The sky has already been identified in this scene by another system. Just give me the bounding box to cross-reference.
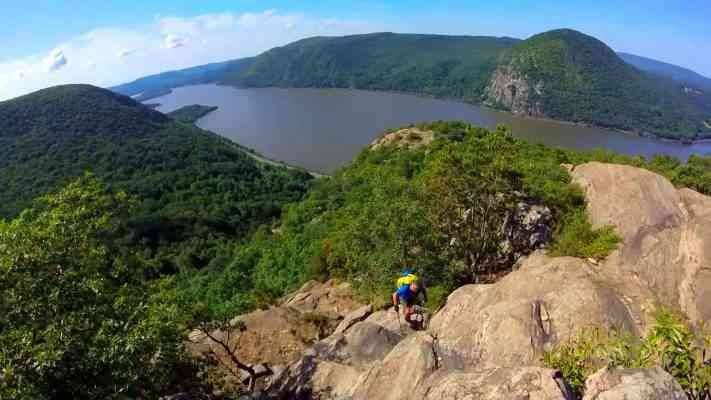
[1,0,710,100]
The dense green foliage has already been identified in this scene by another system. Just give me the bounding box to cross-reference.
[168,104,219,123]
[224,32,519,103]
[0,84,169,138]
[178,121,711,320]
[176,122,602,318]
[111,58,255,101]
[0,176,186,399]
[544,310,711,399]
[504,29,711,139]
[0,85,313,273]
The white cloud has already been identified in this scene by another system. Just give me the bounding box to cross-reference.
[163,34,185,49]
[44,49,68,72]
[0,9,382,100]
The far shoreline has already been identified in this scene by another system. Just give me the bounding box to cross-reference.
[212,82,711,146]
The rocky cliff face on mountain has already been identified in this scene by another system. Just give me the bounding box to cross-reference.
[181,162,711,400]
[484,65,544,116]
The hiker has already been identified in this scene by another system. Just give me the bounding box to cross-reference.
[392,269,427,329]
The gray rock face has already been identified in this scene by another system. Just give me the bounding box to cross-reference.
[333,305,373,335]
[265,320,406,399]
[223,162,711,399]
[351,333,439,400]
[485,65,544,116]
[417,367,569,400]
[583,367,687,400]
[429,252,639,369]
[501,202,553,263]
[572,162,711,325]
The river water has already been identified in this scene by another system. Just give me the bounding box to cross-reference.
[152,84,711,173]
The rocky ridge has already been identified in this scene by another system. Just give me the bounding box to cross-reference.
[187,162,711,399]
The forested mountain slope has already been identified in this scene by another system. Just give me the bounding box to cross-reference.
[111,30,711,139]
[619,52,711,91]
[0,85,312,272]
[223,32,519,102]
[487,29,711,139]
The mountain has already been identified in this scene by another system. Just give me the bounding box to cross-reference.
[0,84,312,271]
[221,30,711,139]
[486,29,711,139]
[224,32,520,102]
[113,30,711,140]
[619,52,711,91]
[111,57,255,101]
[0,84,170,137]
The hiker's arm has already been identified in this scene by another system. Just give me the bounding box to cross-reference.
[392,292,399,310]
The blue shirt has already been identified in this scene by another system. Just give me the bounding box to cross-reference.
[397,284,415,302]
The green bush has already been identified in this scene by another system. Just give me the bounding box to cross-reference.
[544,309,711,399]
[550,209,620,259]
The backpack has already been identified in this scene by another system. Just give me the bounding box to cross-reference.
[396,273,418,289]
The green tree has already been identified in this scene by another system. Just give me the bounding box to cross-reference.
[423,130,518,284]
[0,175,184,399]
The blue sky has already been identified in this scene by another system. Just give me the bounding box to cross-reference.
[1,0,710,100]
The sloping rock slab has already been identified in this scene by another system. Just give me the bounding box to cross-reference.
[429,252,639,369]
[572,162,711,324]
[417,367,569,400]
[583,367,686,400]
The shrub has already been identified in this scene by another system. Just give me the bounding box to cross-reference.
[544,309,711,399]
[549,209,620,259]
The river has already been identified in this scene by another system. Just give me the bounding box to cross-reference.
[151,84,711,173]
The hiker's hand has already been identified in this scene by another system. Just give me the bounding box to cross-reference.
[393,304,399,313]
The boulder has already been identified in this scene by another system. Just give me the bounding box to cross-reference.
[583,367,687,400]
[189,280,365,379]
[264,319,405,398]
[281,279,364,317]
[572,162,711,324]
[417,367,569,400]
[370,128,435,150]
[429,252,639,369]
[351,333,439,400]
[333,304,373,335]
[343,321,403,363]
[363,309,417,337]
[265,354,363,400]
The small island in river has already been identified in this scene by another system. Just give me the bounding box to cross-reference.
[168,104,218,124]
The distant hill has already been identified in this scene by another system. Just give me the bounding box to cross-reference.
[111,58,255,101]
[111,30,711,140]
[0,84,169,137]
[618,52,711,91]
[0,84,312,271]
[486,29,711,139]
[225,32,520,102]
